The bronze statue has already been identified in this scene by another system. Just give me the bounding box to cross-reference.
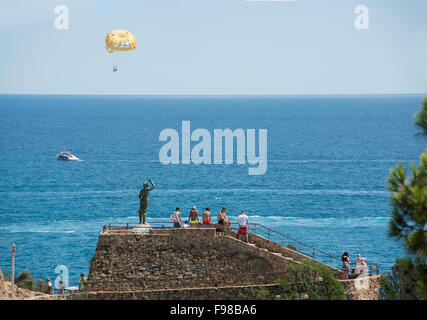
[138,178,156,224]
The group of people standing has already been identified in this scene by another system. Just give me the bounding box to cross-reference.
[42,273,87,295]
[341,252,369,279]
[169,206,251,242]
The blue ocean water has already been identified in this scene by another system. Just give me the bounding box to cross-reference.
[0,94,425,283]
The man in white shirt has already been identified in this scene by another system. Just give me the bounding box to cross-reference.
[237,210,250,243]
[170,207,183,228]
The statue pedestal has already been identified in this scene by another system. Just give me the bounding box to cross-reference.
[131,223,153,234]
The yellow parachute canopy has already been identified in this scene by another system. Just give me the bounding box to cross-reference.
[105,29,137,53]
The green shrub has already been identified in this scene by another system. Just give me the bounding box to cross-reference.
[379,257,427,300]
[240,260,346,300]
[4,270,38,292]
[275,260,346,300]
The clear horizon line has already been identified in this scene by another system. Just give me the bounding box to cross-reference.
[0,92,426,97]
[245,0,296,2]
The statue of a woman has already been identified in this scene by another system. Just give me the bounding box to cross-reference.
[138,178,156,224]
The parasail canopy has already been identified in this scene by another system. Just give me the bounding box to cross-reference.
[105,29,137,53]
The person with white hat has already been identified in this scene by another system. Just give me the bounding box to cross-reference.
[188,206,200,224]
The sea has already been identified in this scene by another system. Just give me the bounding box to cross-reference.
[0,94,425,284]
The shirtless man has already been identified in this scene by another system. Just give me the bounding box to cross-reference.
[217,208,231,229]
[202,208,212,224]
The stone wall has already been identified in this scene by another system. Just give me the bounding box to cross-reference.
[71,277,381,300]
[87,228,298,292]
[86,227,379,300]
[69,284,282,300]
[341,275,382,300]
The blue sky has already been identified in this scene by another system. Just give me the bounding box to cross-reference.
[0,0,426,94]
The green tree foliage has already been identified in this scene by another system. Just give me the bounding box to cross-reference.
[275,260,346,300]
[387,152,427,256]
[414,97,427,137]
[380,257,427,300]
[382,97,427,300]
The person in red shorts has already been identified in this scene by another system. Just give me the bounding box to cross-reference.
[237,210,250,243]
[202,207,212,224]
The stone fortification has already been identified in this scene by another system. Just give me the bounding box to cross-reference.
[87,227,298,291]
